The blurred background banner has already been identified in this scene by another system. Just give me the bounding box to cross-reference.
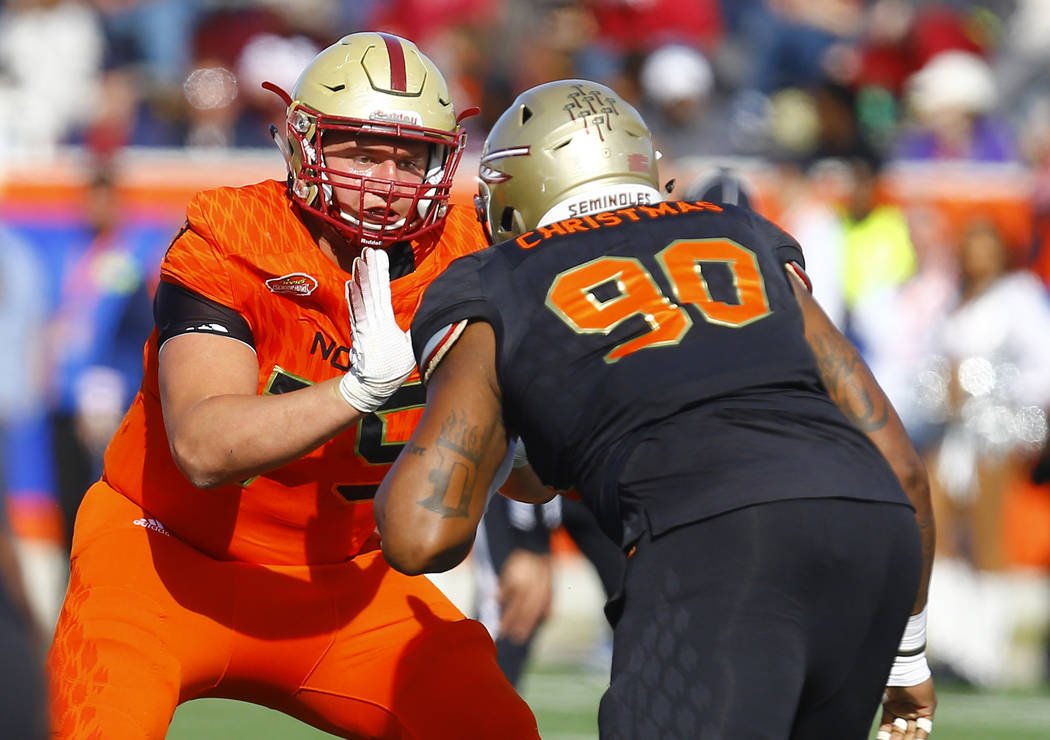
[3,1,1050,734]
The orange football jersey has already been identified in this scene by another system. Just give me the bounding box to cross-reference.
[103,180,488,565]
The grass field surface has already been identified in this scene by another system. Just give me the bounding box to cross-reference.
[168,671,1050,739]
[166,559,1050,738]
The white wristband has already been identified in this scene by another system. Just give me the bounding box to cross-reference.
[887,606,931,686]
[887,651,931,686]
[898,606,927,653]
[338,368,402,415]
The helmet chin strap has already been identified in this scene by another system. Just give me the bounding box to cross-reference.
[415,144,448,221]
[339,207,409,233]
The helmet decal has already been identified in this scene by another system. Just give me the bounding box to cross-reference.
[627,153,651,172]
[561,83,624,141]
[376,33,408,92]
[479,147,530,184]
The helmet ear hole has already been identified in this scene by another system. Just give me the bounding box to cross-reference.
[520,106,533,125]
[500,206,516,232]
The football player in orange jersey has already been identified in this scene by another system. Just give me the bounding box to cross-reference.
[45,33,539,740]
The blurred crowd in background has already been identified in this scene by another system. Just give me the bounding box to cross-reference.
[3,0,1050,698]
[2,0,1050,162]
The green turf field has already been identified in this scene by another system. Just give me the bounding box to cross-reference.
[167,558,1050,738]
[168,668,1050,739]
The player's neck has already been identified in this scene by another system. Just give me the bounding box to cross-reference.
[304,212,415,277]
[317,233,363,273]
[304,212,362,273]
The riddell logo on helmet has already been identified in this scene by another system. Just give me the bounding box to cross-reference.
[369,109,423,126]
[266,273,319,296]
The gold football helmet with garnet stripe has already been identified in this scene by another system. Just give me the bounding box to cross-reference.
[266,32,474,247]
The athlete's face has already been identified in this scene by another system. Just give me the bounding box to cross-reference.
[322,133,429,229]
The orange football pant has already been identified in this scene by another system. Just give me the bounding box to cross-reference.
[47,481,538,740]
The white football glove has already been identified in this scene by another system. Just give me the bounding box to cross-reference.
[339,248,415,414]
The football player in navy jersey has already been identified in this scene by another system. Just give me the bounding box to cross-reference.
[369,79,937,740]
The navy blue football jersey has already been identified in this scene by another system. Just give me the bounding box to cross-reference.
[413,201,909,546]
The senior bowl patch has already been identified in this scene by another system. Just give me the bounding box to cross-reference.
[266,272,319,296]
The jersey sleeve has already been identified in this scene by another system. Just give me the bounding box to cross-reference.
[418,320,469,382]
[411,253,501,380]
[750,212,805,267]
[749,211,812,291]
[154,280,256,351]
[160,192,251,324]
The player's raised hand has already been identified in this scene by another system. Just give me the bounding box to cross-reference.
[877,679,936,740]
[338,247,415,413]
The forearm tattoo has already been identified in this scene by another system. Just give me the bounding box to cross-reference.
[417,410,488,518]
[809,331,888,433]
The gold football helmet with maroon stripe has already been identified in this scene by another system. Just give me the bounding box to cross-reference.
[476,79,659,244]
[266,32,472,247]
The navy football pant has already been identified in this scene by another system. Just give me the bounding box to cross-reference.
[599,497,920,740]
[0,579,47,739]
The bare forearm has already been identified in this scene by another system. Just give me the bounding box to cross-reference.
[376,412,503,574]
[376,322,509,574]
[169,377,362,488]
[912,487,935,612]
[895,455,934,612]
[374,440,478,574]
